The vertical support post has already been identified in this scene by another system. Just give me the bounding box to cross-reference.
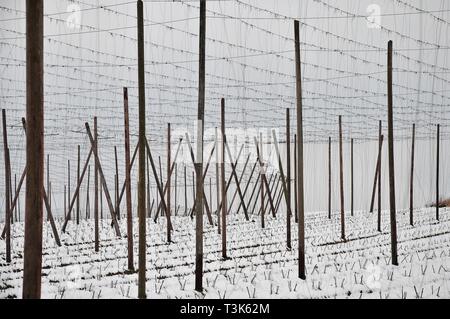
[137,0,146,299]
[410,123,415,226]
[68,160,71,221]
[86,165,90,219]
[194,0,206,292]
[351,138,354,217]
[339,115,345,241]
[175,163,178,216]
[215,127,221,234]
[377,126,383,232]
[46,154,50,219]
[94,117,99,252]
[387,40,398,266]
[221,100,227,257]
[123,87,133,270]
[286,109,292,249]
[2,110,11,263]
[77,145,80,224]
[436,124,440,221]
[294,20,305,280]
[260,132,265,228]
[294,134,298,224]
[184,164,187,216]
[167,123,172,242]
[328,136,331,219]
[22,0,44,299]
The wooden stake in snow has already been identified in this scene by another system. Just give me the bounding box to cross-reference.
[436,124,440,221]
[328,136,331,219]
[114,146,120,220]
[2,110,11,263]
[221,99,227,258]
[123,87,134,271]
[94,117,100,252]
[137,0,147,299]
[351,138,354,217]
[286,109,292,249]
[387,40,398,266]
[377,133,384,233]
[294,19,306,280]
[410,123,415,226]
[260,132,265,228]
[294,134,298,223]
[167,123,172,242]
[194,0,206,292]
[77,145,80,224]
[339,115,345,241]
[22,0,44,299]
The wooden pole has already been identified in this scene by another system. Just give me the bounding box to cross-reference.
[123,87,134,270]
[260,132,265,228]
[339,116,345,241]
[167,123,172,242]
[77,145,80,224]
[159,156,163,217]
[215,128,220,234]
[137,0,146,299]
[86,165,90,219]
[328,136,331,219]
[387,40,398,266]
[22,0,44,299]
[2,110,11,263]
[436,124,440,221]
[286,109,292,249]
[175,163,178,216]
[68,160,71,221]
[236,160,258,215]
[294,20,305,280]
[377,128,383,233]
[294,134,298,223]
[226,153,250,215]
[351,138,354,217]
[410,123,415,226]
[94,117,100,252]
[194,0,206,292]
[46,154,50,220]
[184,164,187,216]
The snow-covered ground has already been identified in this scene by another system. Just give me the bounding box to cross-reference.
[0,207,449,299]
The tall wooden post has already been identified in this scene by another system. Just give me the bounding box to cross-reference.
[221,99,227,257]
[377,125,383,232]
[94,117,99,252]
[410,123,415,226]
[260,132,265,228]
[167,123,172,242]
[294,134,298,224]
[328,136,331,219]
[387,40,398,266]
[46,154,50,218]
[123,87,134,270]
[436,124,440,221]
[137,0,147,299]
[339,115,345,241]
[294,20,305,280]
[351,138,354,217]
[67,160,71,221]
[86,165,90,219]
[77,145,80,224]
[22,0,44,299]
[194,0,206,292]
[215,127,221,234]
[286,109,292,249]
[175,163,178,216]
[2,110,11,263]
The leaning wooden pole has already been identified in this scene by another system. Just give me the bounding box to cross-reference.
[114,146,120,221]
[286,109,292,249]
[436,124,440,221]
[2,110,11,263]
[22,0,44,299]
[294,20,306,280]
[77,145,80,224]
[409,123,415,226]
[137,0,146,299]
[339,115,345,241]
[387,40,398,266]
[123,87,134,271]
[194,0,206,292]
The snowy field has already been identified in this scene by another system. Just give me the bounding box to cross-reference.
[0,208,449,299]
